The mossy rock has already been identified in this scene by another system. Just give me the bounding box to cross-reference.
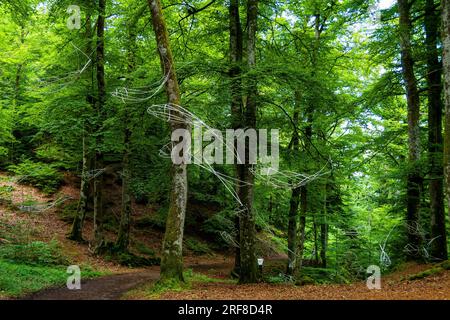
[405,267,443,281]
[405,260,450,281]
[115,252,160,267]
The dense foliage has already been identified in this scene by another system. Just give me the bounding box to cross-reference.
[0,0,449,284]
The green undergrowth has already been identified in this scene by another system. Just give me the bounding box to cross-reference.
[0,260,104,298]
[264,265,354,286]
[0,240,104,298]
[0,216,104,298]
[7,160,63,194]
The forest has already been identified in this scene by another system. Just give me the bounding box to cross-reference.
[0,0,449,301]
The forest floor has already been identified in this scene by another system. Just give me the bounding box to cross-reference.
[22,260,450,300]
[150,263,450,300]
[1,173,449,300]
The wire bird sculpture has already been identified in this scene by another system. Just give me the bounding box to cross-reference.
[110,64,329,261]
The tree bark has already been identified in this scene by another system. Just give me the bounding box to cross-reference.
[320,183,328,267]
[148,0,188,282]
[425,0,448,260]
[398,0,423,260]
[68,134,90,242]
[295,186,307,274]
[238,0,259,284]
[116,4,146,252]
[116,127,132,251]
[445,0,450,225]
[68,7,93,243]
[229,0,244,277]
[296,12,321,273]
[287,91,301,275]
[93,0,107,253]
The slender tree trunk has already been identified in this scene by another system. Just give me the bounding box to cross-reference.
[69,9,93,242]
[148,0,188,282]
[287,91,301,275]
[313,214,319,264]
[116,128,132,251]
[320,183,328,267]
[229,0,244,277]
[68,133,90,241]
[238,0,259,284]
[93,0,107,253]
[425,0,448,260]
[287,187,300,274]
[398,0,423,260]
[296,186,307,274]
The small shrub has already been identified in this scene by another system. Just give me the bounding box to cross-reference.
[0,186,13,206]
[266,273,295,284]
[299,267,350,284]
[8,160,63,194]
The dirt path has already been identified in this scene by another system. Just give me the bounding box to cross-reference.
[24,267,160,300]
[23,261,234,300]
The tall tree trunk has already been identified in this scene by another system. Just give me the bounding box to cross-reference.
[93,0,107,253]
[148,0,188,282]
[116,4,146,252]
[69,8,93,242]
[425,0,448,260]
[238,0,259,284]
[398,0,423,260]
[444,0,450,227]
[296,12,321,273]
[229,0,244,277]
[287,91,301,275]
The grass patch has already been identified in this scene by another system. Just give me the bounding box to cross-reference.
[0,260,103,298]
[124,269,235,299]
[0,240,69,266]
